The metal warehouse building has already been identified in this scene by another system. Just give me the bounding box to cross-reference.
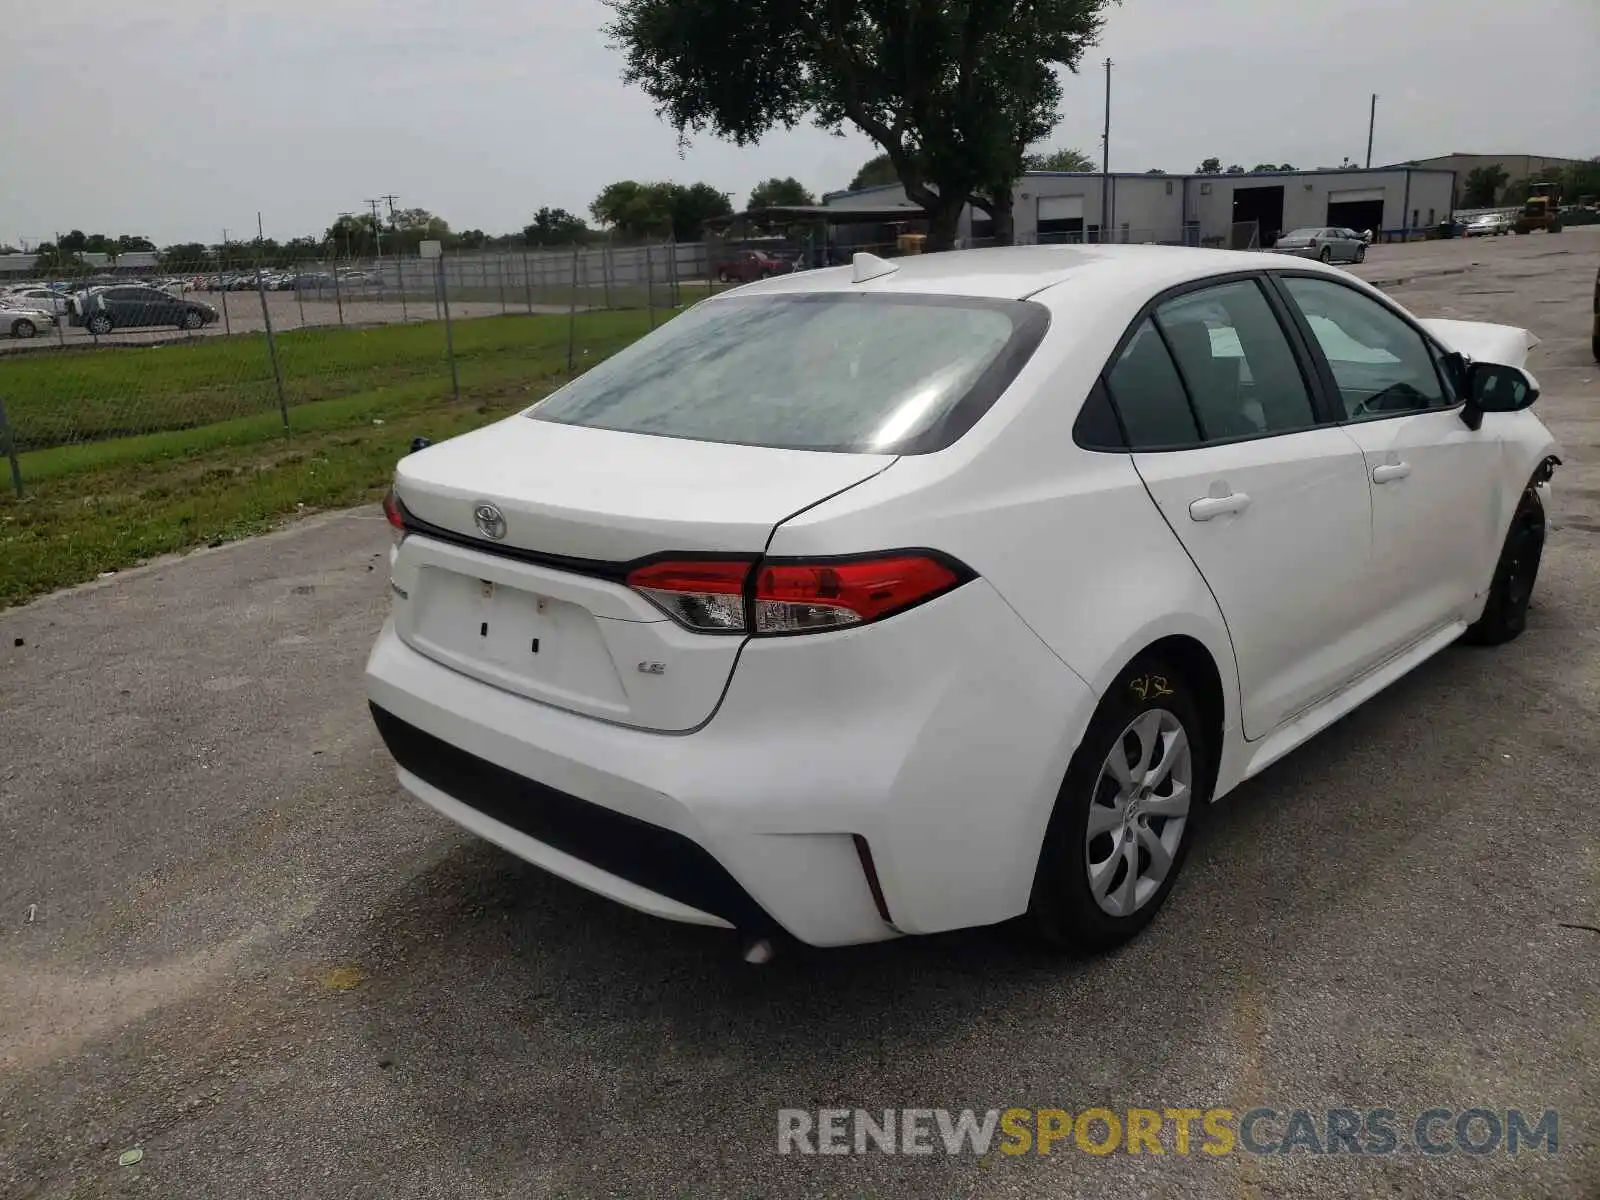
[822,166,1457,249]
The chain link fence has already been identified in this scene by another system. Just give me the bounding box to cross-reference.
[0,240,703,494]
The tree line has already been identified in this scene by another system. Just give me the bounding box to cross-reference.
[1459,157,1600,208]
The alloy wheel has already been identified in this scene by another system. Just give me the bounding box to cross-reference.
[1085,709,1192,917]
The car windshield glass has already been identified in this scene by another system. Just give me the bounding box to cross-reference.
[526,293,1044,453]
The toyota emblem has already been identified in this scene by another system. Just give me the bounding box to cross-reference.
[473,502,507,540]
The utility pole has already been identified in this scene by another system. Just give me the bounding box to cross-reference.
[1100,58,1113,242]
[380,193,400,228]
[1366,94,1377,169]
[364,198,384,261]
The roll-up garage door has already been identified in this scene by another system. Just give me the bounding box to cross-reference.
[1327,188,1385,233]
[1328,188,1384,205]
[1038,196,1085,221]
[1037,195,1086,240]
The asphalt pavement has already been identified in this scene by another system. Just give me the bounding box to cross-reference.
[1,230,1597,1199]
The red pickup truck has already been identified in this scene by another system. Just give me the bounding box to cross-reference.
[713,249,797,283]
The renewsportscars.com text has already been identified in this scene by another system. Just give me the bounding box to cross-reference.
[777,1106,1559,1157]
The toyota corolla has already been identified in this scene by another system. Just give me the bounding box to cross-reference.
[366,244,1560,954]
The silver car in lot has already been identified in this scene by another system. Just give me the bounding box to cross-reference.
[0,302,57,340]
[2,286,73,317]
[1464,212,1513,237]
[1272,227,1367,264]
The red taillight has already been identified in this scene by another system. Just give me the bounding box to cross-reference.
[754,555,963,633]
[382,488,406,530]
[626,558,753,633]
[626,552,970,635]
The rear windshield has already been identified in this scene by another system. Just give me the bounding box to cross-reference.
[526,293,1048,454]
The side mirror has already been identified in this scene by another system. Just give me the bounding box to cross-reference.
[1461,360,1539,429]
[1468,361,1540,412]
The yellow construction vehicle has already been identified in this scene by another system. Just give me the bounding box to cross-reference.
[1513,182,1563,234]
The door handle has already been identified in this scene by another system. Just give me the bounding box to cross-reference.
[1372,461,1411,484]
[1189,492,1251,522]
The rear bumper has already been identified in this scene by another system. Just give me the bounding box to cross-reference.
[365,579,1097,947]
[1271,246,1318,258]
[370,702,779,932]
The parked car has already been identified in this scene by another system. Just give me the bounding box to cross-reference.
[713,248,797,283]
[1,286,72,317]
[366,244,1560,955]
[0,303,56,340]
[1465,212,1513,237]
[1272,227,1366,263]
[74,285,219,333]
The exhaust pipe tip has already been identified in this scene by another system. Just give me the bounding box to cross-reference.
[742,937,776,965]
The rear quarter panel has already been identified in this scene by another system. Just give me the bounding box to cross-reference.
[765,289,1242,750]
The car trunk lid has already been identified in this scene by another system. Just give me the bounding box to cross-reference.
[389,418,894,730]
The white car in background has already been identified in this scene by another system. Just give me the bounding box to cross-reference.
[0,299,57,339]
[1465,212,1513,237]
[366,244,1560,955]
[2,286,72,317]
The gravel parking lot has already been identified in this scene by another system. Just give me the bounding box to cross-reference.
[1,231,1596,1199]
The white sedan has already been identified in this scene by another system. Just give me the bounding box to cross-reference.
[365,244,1560,955]
[0,302,56,339]
[2,286,72,317]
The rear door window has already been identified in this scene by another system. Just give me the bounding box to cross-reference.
[1155,280,1318,438]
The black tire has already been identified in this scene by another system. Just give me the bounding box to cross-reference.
[180,309,204,330]
[11,318,38,339]
[85,313,113,335]
[1027,656,1211,953]
[1592,333,1599,364]
[1463,488,1546,646]
[1319,246,1333,262]
[1354,244,1367,263]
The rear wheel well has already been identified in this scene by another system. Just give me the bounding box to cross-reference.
[1131,635,1224,799]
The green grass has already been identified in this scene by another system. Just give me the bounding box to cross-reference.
[0,309,660,451]
[0,308,666,607]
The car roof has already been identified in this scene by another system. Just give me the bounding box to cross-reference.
[720,243,1340,303]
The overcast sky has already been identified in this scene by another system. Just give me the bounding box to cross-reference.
[3,0,1595,248]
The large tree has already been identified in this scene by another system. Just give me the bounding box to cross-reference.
[848,153,900,191]
[748,177,816,210]
[590,180,732,240]
[1024,147,1096,172]
[1195,157,1221,174]
[1461,163,1510,208]
[160,242,213,269]
[604,0,1114,250]
[386,208,452,254]
[525,206,591,245]
[31,243,86,274]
